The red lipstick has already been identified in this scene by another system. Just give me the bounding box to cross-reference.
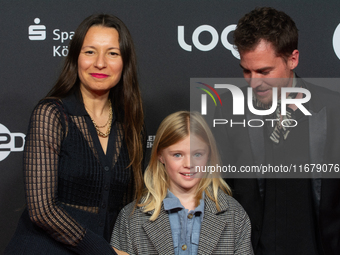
[90,73,109,79]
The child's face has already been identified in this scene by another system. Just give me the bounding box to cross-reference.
[159,134,209,194]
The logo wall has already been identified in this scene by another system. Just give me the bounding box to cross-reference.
[28,18,46,40]
[333,23,340,60]
[28,18,74,57]
[178,24,240,59]
[0,124,25,161]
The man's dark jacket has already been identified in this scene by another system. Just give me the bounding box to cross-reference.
[214,78,340,255]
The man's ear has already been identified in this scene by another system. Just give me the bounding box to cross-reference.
[289,49,299,70]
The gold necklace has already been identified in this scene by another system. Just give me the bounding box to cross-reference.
[88,99,113,138]
[94,113,110,128]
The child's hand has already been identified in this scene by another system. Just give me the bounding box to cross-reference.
[113,247,130,255]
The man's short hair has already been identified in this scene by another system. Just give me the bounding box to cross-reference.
[234,7,298,59]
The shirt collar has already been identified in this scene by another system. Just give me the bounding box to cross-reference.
[292,72,297,88]
[62,90,88,116]
[163,190,205,214]
[253,72,298,109]
[61,90,116,123]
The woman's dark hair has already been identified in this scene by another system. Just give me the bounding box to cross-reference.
[46,14,144,201]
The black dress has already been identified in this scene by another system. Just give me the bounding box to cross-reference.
[5,92,137,254]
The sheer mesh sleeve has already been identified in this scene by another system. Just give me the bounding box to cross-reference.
[24,101,86,246]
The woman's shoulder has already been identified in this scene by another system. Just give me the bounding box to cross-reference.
[33,98,65,116]
[27,99,67,124]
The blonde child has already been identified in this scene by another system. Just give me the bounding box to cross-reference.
[111,111,253,254]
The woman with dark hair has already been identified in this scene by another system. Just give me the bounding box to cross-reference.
[5,14,144,255]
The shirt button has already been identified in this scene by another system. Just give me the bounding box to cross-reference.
[104,166,109,171]
[182,244,187,251]
[99,221,103,227]
[102,203,106,209]
[188,213,193,219]
[104,184,109,191]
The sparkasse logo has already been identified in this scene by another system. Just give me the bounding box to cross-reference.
[28,18,46,41]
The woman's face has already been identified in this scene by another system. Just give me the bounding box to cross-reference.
[78,25,123,96]
[159,134,209,195]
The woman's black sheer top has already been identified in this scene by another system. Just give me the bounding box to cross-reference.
[6,92,135,254]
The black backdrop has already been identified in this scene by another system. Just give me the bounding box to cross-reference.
[1,0,340,252]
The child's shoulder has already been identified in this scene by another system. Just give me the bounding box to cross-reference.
[121,200,137,211]
[119,200,139,214]
[212,189,248,214]
[118,198,150,218]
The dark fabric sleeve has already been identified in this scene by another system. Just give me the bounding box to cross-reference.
[24,101,116,254]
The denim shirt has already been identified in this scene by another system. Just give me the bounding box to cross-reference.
[163,190,205,255]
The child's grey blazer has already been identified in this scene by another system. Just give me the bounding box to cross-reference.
[111,189,254,255]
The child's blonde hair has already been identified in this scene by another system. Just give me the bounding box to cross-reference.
[140,111,231,221]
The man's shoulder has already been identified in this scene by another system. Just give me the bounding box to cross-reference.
[301,80,340,113]
[301,79,340,99]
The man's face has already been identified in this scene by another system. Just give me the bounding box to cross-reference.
[239,39,299,105]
